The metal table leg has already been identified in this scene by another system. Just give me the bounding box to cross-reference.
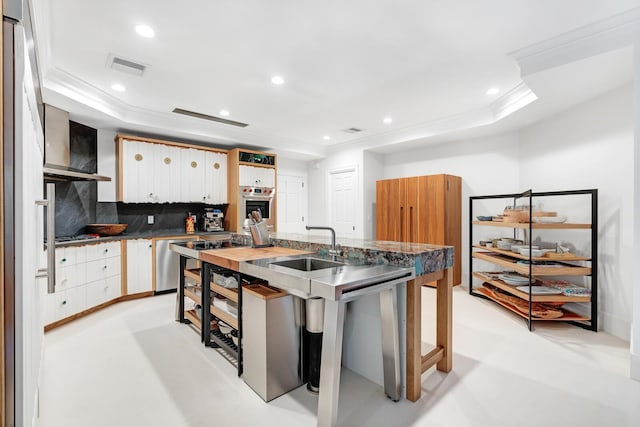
[379,288,401,401]
[317,299,345,427]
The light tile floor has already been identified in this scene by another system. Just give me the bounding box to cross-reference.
[40,287,640,426]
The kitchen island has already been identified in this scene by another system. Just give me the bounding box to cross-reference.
[174,233,454,418]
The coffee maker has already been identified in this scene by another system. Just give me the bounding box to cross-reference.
[203,208,224,232]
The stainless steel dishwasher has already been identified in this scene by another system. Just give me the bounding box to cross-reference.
[155,237,199,293]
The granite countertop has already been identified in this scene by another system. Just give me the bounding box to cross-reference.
[266,232,454,277]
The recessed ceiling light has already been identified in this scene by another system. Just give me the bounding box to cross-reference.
[111,83,126,92]
[486,87,500,95]
[271,75,285,85]
[383,117,393,124]
[135,24,155,38]
[219,110,230,117]
[323,135,331,140]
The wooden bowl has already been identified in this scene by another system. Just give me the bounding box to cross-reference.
[85,223,128,236]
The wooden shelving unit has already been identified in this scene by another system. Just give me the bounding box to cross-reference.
[469,189,597,331]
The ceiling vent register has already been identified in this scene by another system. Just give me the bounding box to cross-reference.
[343,127,364,133]
[172,108,249,128]
[108,54,147,76]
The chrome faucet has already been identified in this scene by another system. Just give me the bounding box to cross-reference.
[305,226,341,259]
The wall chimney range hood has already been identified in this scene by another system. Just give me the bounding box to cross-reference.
[43,104,111,182]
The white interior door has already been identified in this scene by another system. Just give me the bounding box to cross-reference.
[277,174,305,233]
[329,168,357,236]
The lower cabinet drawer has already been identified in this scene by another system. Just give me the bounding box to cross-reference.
[85,257,121,281]
[86,275,122,308]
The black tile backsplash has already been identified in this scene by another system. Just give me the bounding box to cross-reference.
[55,181,98,236]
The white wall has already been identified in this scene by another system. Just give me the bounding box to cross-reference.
[373,85,634,341]
[307,147,365,238]
[276,157,309,232]
[363,151,384,239]
[631,44,640,380]
[519,85,634,339]
[381,132,522,284]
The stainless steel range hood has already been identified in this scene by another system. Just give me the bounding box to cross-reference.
[43,104,111,182]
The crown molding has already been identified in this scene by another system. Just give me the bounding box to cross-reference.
[510,7,640,77]
[343,81,537,152]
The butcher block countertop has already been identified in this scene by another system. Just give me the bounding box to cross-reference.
[198,246,312,271]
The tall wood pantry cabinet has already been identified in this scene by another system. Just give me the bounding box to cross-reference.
[376,174,461,285]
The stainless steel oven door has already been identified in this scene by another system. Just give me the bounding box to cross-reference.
[240,193,274,229]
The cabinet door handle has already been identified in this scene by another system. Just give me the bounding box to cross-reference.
[410,206,414,242]
[400,206,404,241]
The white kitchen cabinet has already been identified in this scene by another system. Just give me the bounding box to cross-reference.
[205,151,228,204]
[181,148,207,202]
[122,140,156,202]
[154,143,183,202]
[86,275,121,308]
[239,165,275,187]
[45,242,122,326]
[126,239,153,294]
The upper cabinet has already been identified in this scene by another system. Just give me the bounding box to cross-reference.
[239,165,276,187]
[116,135,228,204]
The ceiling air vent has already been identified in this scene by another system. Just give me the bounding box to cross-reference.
[343,127,364,133]
[107,54,147,76]
[172,108,249,128]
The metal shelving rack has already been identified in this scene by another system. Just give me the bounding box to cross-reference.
[469,189,598,331]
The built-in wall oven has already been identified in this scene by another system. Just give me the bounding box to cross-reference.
[239,186,275,229]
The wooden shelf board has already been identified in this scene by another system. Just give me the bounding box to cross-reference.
[472,252,592,276]
[184,310,202,330]
[184,268,201,283]
[210,282,239,302]
[472,220,591,229]
[472,272,591,303]
[474,287,590,322]
[184,288,202,305]
[210,305,238,330]
[471,245,590,262]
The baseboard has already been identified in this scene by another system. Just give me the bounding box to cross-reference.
[45,292,154,332]
[599,311,631,341]
[631,352,640,381]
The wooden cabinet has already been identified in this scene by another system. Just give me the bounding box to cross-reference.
[227,148,278,232]
[125,239,153,294]
[239,165,275,187]
[180,148,207,202]
[205,151,228,204]
[121,140,156,202]
[154,143,183,202]
[45,242,122,326]
[116,134,228,204]
[376,174,461,285]
[469,189,597,331]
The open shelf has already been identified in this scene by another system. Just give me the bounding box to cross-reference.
[210,328,239,359]
[472,245,590,262]
[473,272,591,303]
[210,305,238,330]
[184,287,202,305]
[184,309,202,330]
[472,221,591,229]
[473,252,592,276]
[184,268,201,284]
[474,287,590,322]
[210,282,239,302]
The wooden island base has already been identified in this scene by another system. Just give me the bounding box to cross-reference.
[406,267,453,402]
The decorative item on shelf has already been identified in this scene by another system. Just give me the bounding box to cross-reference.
[185,212,196,234]
[477,215,493,221]
[532,216,568,224]
[84,223,127,236]
[480,284,565,319]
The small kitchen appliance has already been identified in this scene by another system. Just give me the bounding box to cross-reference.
[203,208,225,232]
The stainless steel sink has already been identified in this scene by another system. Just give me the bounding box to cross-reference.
[268,257,344,271]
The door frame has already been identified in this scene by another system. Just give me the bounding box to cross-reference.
[327,165,359,236]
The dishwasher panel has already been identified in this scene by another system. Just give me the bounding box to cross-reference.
[155,237,198,293]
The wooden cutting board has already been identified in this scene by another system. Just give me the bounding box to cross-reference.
[199,246,312,271]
